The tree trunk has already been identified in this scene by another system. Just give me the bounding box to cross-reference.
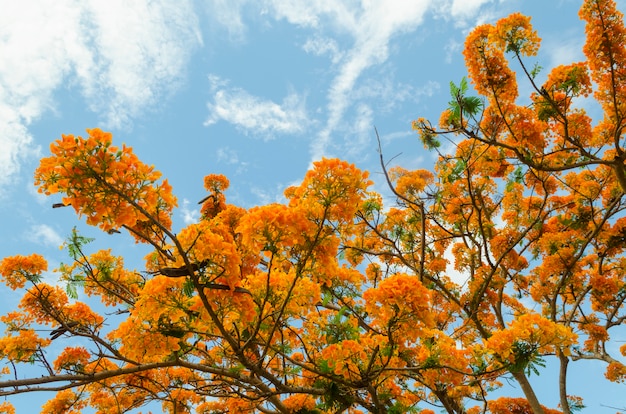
[433,389,466,414]
[510,370,545,414]
[558,351,571,414]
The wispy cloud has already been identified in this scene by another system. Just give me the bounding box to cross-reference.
[543,30,585,69]
[0,116,38,193]
[302,36,344,63]
[0,0,201,194]
[380,130,413,143]
[263,1,433,160]
[71,0,203,128]
[203,0,249,42]
[201,0,497,164]
[25,224,64,248]
[353,76,438,114]
[450,0,495,26]
[180,199,200,225]
[204,75,309,139]
[250,184,290,206]
[343,103,374,158]
[432,0,501,28]
[444,39,463,64]
[216,147,249,174]
[216,147,241,165]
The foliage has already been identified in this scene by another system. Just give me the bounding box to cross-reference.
[1,1,626,413]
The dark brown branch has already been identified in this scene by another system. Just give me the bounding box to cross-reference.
[157,261,209,277]
[0,360,182,396]
[155,261,251,294]
[50,321,81,340]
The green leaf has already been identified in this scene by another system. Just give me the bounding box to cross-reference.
[463,95,483,117]
[332,306,348,324]
[447,159,467,183]
[318,360,332,374]
[60,262,84,299]
[448,77,483,122]
[96,261,112,281]
[388,402,419,414]
[509,340,544,375]
[363,199,381,215]
[420,130,441,150]
[567,396,586,412]
[66,281,78,299]
[449,80,460,97]
[459,76,468,94]
[321,291,332,306]
[228,364,245,375]
[65,227,95,261]
[530,63,543,79]
[506,166,524,191]
[182,278,195,297]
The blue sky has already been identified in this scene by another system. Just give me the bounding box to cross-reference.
[0,0,624,412]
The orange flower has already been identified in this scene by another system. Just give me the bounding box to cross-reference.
[282,394,316,412]
[61,249,143,307]
[484,314,577,364]
[41,389,87,414]
[389,167,434,200]
[488,397,562,414]
[53,347,91,373]
[19,283,69,324]
[580,0,626,119]
[0,402,15,414]
[0,254,48,290]
[285,158,372,225]
[605,361,626,382]
[34,129,177,239]
[0,329,50,362]
[200,173,230,218]
[364,273,433,340]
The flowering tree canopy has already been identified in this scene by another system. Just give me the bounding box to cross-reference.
[1,1,626,413]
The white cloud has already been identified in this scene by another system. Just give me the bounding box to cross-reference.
[26,224,64,248]
[353,76,438,114]
[266,0,432,160]
[204,0,249,42]
[207,74,229,91]
[216,147,249,174]
[271,0,502,162]
[450,0,493,22]
[432,0,500,28]
[267,1,359,31]
[0,0,201,193]
[205,76,309,139]
[344,103,373,157]
[202,1,460,163]
[543,31,585,69]
[27,176,49,205]
[249,177,302,207]
[250,184,289,206]
[216,147,241,165]
[380,130,413,143]
[180,199,200,225]
[302,36,344,63]
[320,73,438,158]
[444,39,463,64]
[0,110,39,192]
[76,0,202,127]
